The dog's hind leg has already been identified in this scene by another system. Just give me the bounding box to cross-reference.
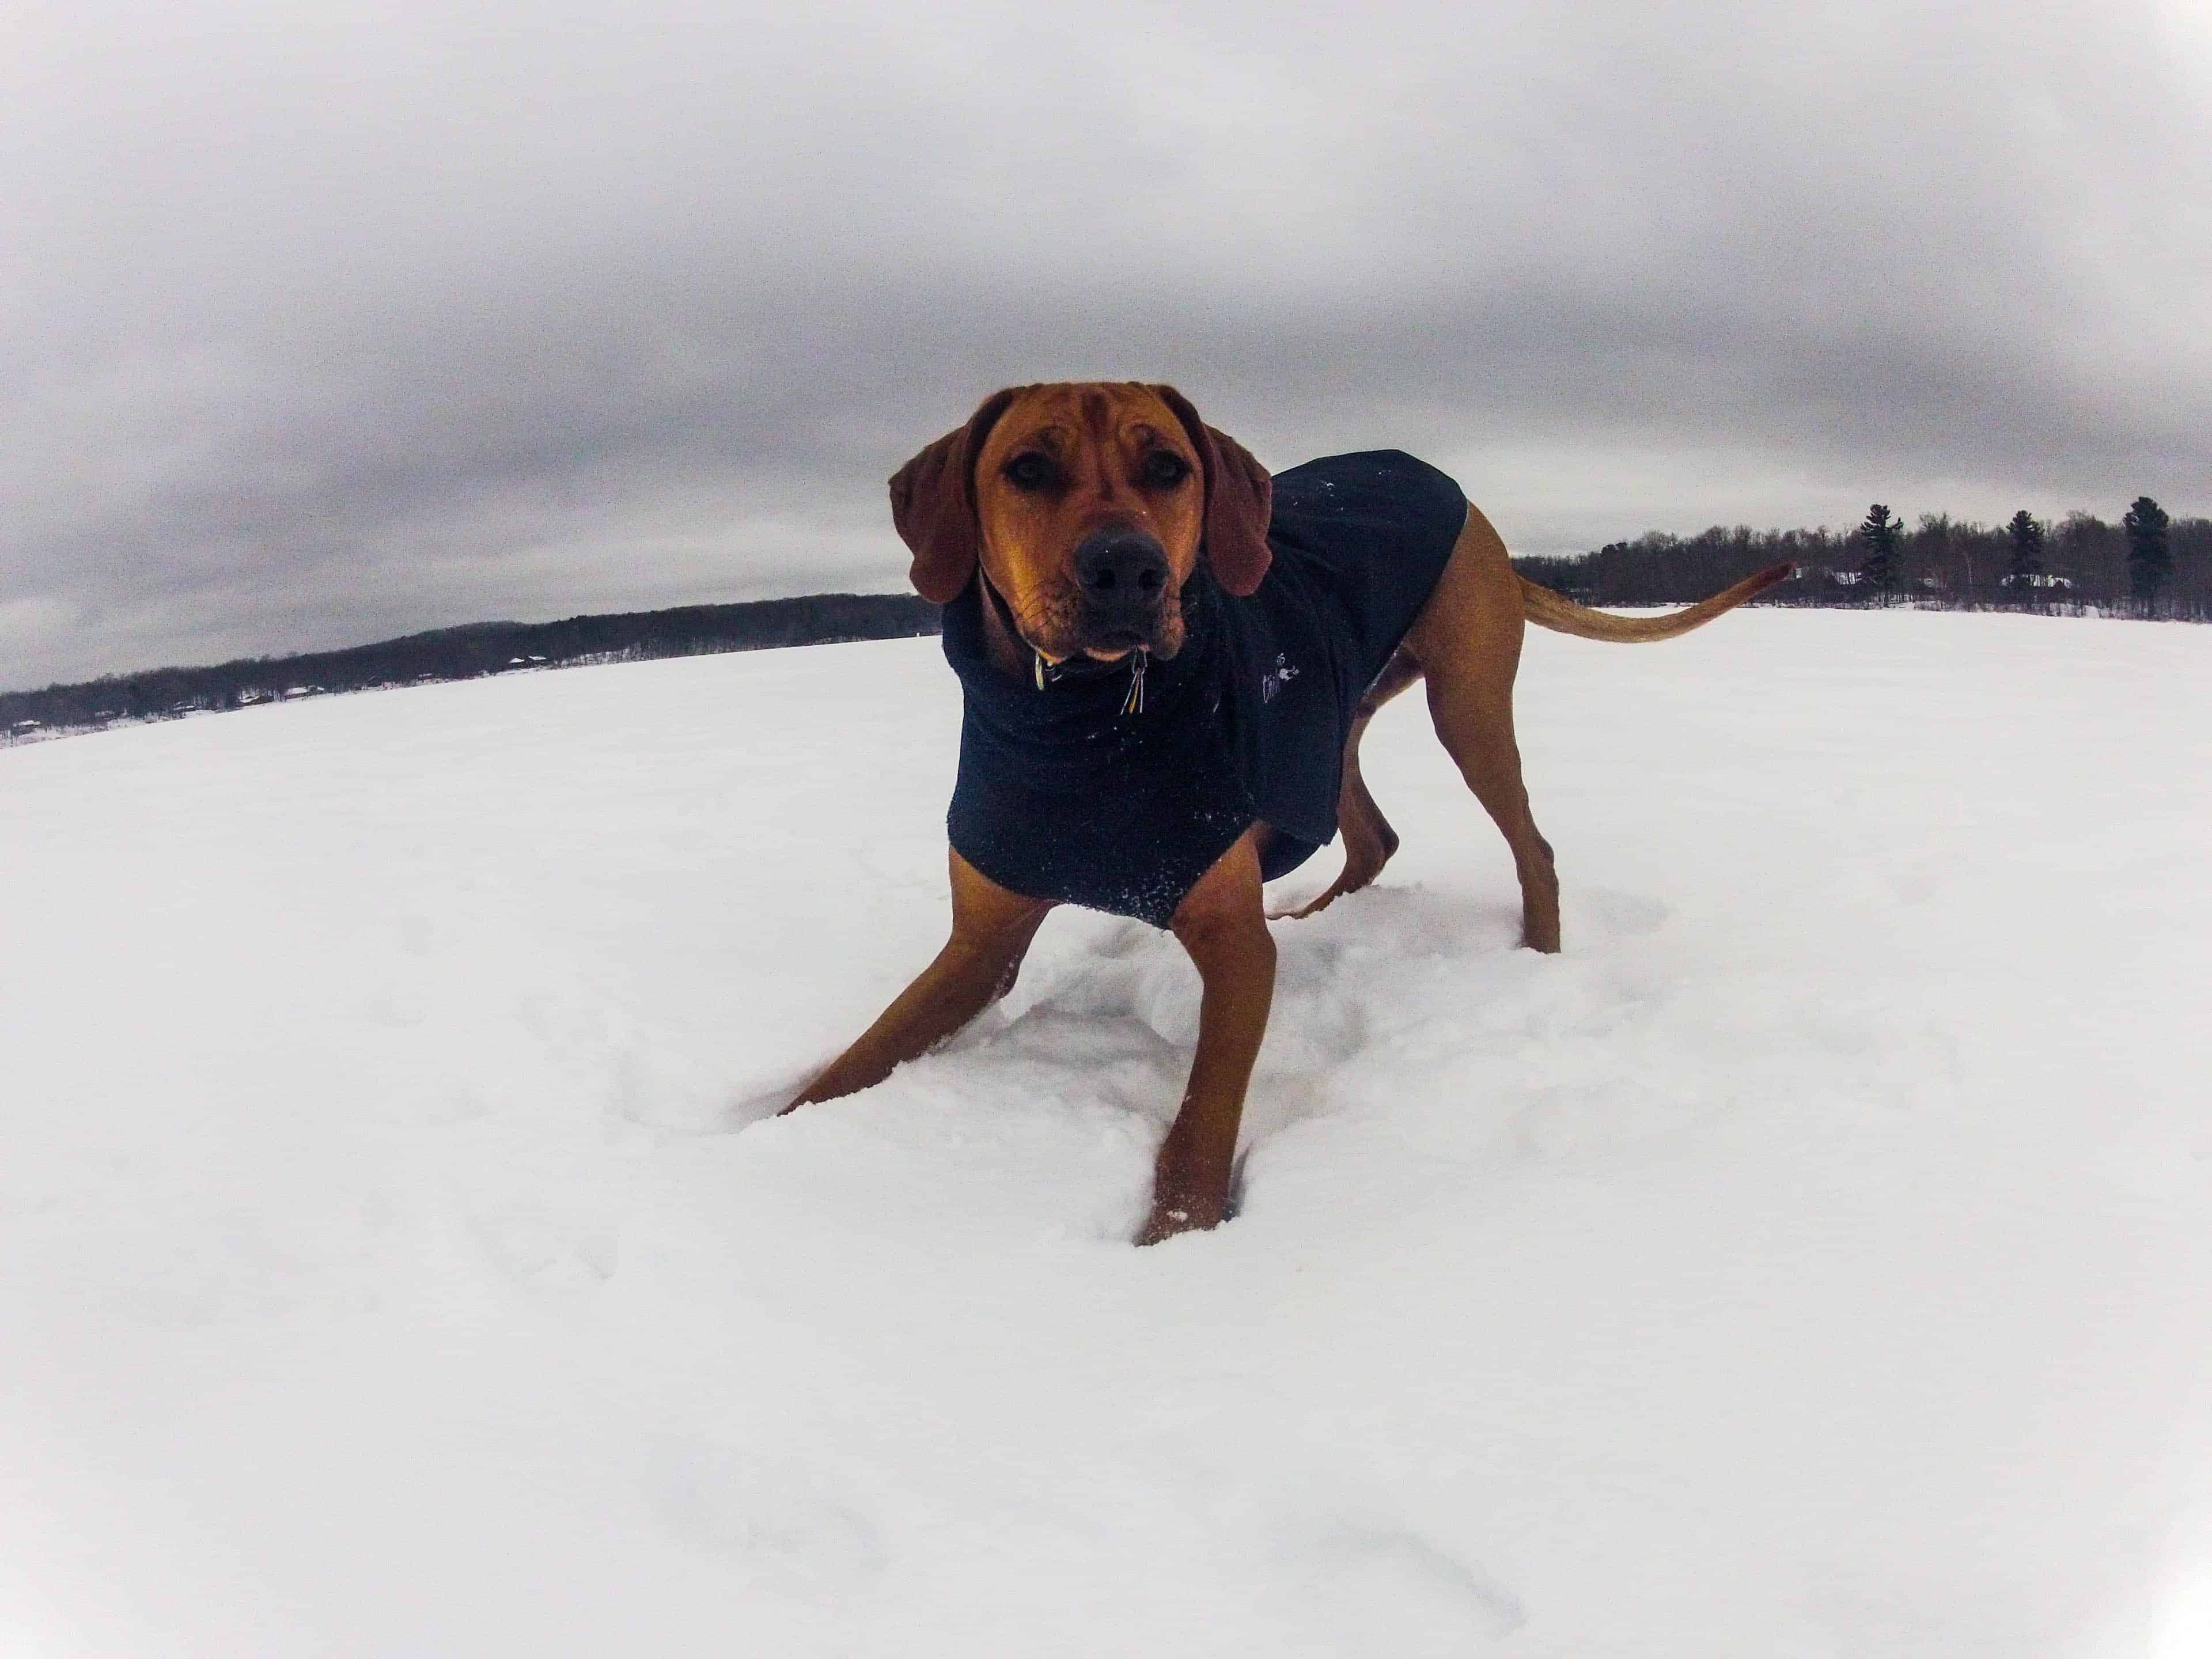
[1280,648,1425,920]
[1404,508,1562,953]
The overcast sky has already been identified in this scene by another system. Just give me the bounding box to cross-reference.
[5,0,2209,687]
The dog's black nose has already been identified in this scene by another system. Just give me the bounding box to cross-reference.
[1074,529,1169,624]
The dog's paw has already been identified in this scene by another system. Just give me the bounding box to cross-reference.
[1136,1124,1236,1245]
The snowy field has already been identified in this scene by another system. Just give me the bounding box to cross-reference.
[5,609,2211,1657]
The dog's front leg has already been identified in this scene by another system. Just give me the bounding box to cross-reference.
[1139,829,1275,1245]
[786,850,1050,1111]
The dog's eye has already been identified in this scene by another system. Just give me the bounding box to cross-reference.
[1142,451,1191,487]
[1003,453,1053,491]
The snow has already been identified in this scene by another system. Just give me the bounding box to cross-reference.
[3,609,2210,1657]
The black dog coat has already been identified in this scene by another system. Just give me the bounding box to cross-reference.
[941,450,1468,926]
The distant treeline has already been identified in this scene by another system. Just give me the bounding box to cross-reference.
[1516,501,2210,620]
[8,499,2205,745]
[3,592,937,741]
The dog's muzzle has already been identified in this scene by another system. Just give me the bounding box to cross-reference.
[1073,528,1171,653]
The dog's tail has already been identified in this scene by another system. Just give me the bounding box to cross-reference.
[1518,562,1794,643]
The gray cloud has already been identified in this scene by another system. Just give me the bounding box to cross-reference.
[5,0,2209,685]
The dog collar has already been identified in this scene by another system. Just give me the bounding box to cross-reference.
[1032,646,1147,713]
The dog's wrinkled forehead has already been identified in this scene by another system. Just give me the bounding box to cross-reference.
[974,384,1195,474]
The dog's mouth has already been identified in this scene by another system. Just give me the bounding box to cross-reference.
[1071,605,1184,661]
[999,574,1187,667]
[1071,583,1187,660]
[1079,622,1153,659]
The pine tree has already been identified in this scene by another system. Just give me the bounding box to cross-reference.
[1857,504,1901,601]
[2005,510,2045,603]
[2124,495,2171,608]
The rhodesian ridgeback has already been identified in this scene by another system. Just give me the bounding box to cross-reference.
[789,382,1787,1243]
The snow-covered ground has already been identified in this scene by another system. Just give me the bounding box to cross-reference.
[5,609,2210,1657]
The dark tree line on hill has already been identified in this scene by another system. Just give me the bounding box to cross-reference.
[3,592,937,740]
[7,494,2204,745]
[1515,498,2209,620]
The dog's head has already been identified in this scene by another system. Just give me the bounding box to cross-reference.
[889,382,1272,662]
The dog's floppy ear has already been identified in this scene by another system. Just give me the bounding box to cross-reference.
[1152,384,1272,596]
[888,388,1018,603]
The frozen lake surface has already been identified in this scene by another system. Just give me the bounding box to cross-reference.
[5,609,2210,1656]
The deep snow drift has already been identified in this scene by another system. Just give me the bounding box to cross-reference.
[5,610,2210,1657]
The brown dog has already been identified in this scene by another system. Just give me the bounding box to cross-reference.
[790,383,1786,1243]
